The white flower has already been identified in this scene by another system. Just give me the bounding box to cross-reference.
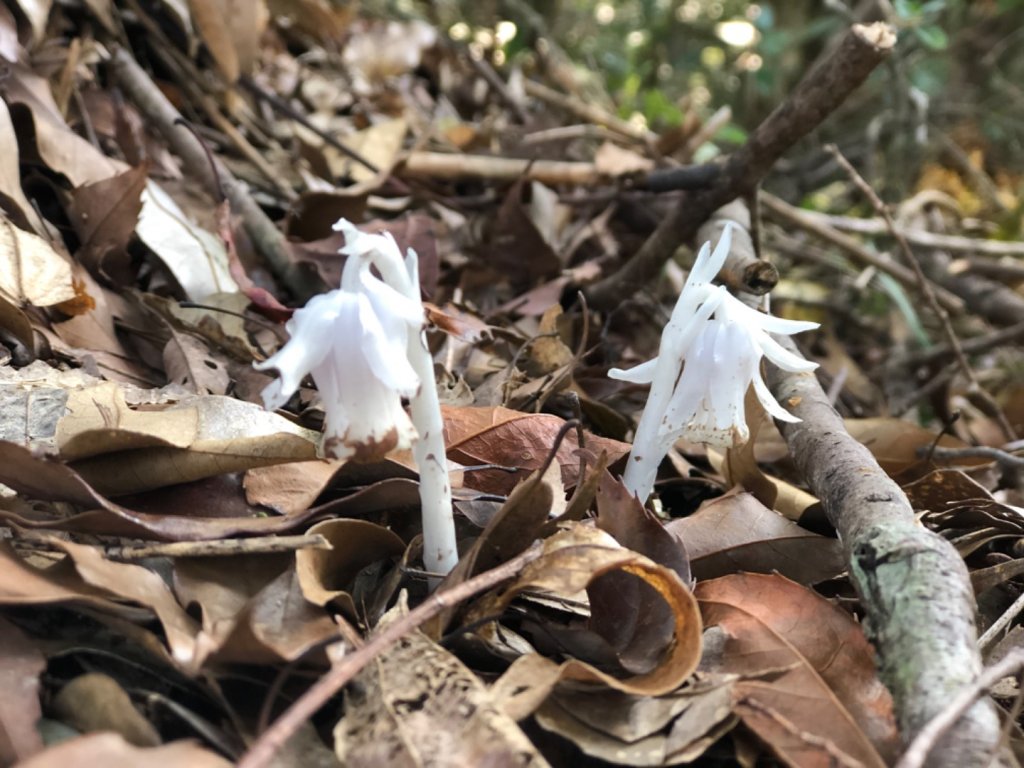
[255,220,460,576]
[610,224,819,500]
[254,230,424,462]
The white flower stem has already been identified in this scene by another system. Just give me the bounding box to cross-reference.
[406,333,459,576]
[621,356,679,502]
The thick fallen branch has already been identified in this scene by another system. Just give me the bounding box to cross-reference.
[767,347,1003,767]
[585,22,896,309]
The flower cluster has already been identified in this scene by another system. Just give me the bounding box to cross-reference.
[255,224,424,462]
[609,224,819,500]
[256,220,459,575]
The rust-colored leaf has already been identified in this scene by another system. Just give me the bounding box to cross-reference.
[668,492,845,584]
[442,405,630,494]
[696,573,898,766]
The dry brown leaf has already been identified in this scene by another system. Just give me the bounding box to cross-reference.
[533,678,737,766]
[68,165,147,286]
[327,118,408,184]
[0,616,45,763]
[15,733,232,768]
[51,540,199,668]
[0,441,419,540]
[696,573,899,766]
[56,383,318,494]
[491,179,564,286]
[442,405,630,494]
[243,459,344,515]
[668,492,845,585]
[334,597,549,768]
[479,523,702,705]
[0,98,39,232]
[162,331,231,395]
[174,555,338,665]
[593,473,693,674]
[295,519,405,610]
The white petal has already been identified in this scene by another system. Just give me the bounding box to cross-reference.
[609,356,659,384]
[316,326,416,460]
[355,293,420,395]
[360,270,425,327]
[752,371,802,423]
[253,292,341,406]
[755,329,819,373]
[725,298,820,335]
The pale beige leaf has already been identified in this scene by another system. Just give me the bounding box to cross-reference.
[0,217,75,306]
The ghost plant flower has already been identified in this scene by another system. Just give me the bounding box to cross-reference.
[255,220,458,575]
[609,225,820,502]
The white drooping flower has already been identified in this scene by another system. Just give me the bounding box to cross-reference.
[609,224,820,501]
[256,220,459,575]
[254,231,424,461]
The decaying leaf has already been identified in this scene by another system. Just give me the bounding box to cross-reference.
[668,492,846,585]
[696,573,899,766]
[482,523,702,712]
[442,405,630,494]
[334,597,549,768]
[0,216,76,307]
[56,382,318,494]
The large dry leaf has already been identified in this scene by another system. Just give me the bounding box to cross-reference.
[56,383,318,494]
[174,555,338,665]
[0,98,38,231]
[68,165,147,285]
[50,540,200,668]
[479,524,702,704]
[0,616,45,763]
[4,67,122,185]
[533,678,737,767]
[15,733,232,768]
[295,518,405,610]
[593,473,693,674]
[162,330,231,395]
[696,573,899,766]
[0,440,417,540]
[334,598,549,768]
[442,405,630,494]
[136,181,237,300]
[668,492,845,585]
[0,216,76,307]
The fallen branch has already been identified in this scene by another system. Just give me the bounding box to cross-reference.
[584,22,896,309]
[895,649,1024,768]
[767,345,1003,767]
[760,192,964,313]
[109,48,321,301]
[237,542,543,768]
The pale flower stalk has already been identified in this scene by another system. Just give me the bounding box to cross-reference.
[609,225,820,502]
[255,220,458,575]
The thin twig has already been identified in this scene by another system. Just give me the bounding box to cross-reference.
[15,533,332,560]
[977,589,1024,651]
[825,144,1017,442]
[237,542,543,768]
[895,650,1024,768]
[921,445,1024,471]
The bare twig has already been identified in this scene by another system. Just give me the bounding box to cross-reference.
[17,533,331,560]
[584,22,896,309]
[523,79,656,146]
[784,208,1024,258]
[895,650,1024,768]
[237,542,543,768]
[760,192,964,313]
[825,145,1017,442]
[977,590,1024,651]
[898,320,1024,368]
[921,445,1024,471]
